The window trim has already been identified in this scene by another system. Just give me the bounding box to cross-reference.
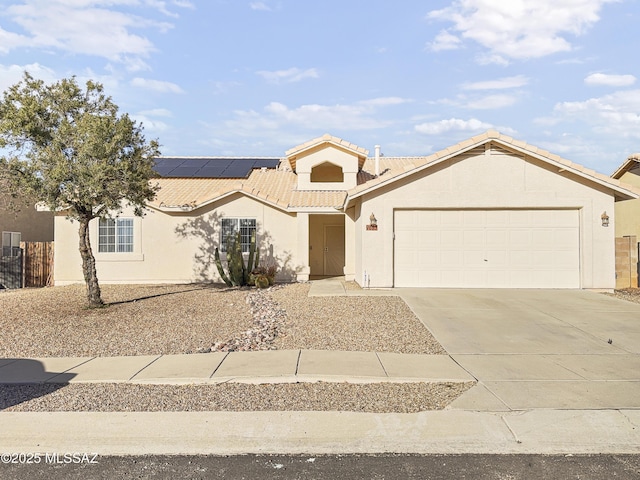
[98,218,134,253]
[220,218,257,253]
[2,231,21,257]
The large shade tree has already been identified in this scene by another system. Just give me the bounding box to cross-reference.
[0,73,160,306]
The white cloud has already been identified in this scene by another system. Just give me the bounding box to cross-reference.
[138,108,173,117]
[260,101,387,130]
[427,30,462,51]
[250,2,271,11]
[584,73,636,87]
[131,114,169,132]
[359,97,411,107]
[0,1,190,67]
[256,67,319,84]
[427,0,616,63]
[414,118,494,135]
[0,63,57,93]
[131,77,185,94]
[132,105,175,132]
[462,75,529,90]
[172,1,195,9]
[553,89,640,138]
[0,27,29,54]
[220,97,409,139]
[466,94,517,109]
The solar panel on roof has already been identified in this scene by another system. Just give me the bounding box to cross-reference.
[223,162,251,177]
[153,157,280,178]
[198,167,227,177]
[181,159,207,167]
[172,167,200,177]
[253,159,280,168]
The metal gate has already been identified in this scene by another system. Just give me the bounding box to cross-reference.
[0,250,23,289]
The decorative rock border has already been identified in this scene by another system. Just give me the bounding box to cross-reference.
[199,286,287,352]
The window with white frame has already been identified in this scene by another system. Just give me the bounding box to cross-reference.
[220,218,256,253]
[98,218,134,253]
[1,231,21,257]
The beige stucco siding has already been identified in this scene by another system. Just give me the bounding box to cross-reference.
[614,171,640,239]
[294,145,360,191]
[54,193,301,285]
[355,148,616,289]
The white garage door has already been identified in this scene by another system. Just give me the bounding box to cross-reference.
[394,209,580,288]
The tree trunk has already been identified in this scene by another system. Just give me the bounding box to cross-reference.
[78,216,103,307]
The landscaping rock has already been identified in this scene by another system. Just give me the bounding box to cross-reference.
[209,285,287,352]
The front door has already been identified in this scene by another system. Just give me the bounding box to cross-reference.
[323,225,345,276]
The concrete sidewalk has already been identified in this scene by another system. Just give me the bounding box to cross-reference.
[0,350,475,385]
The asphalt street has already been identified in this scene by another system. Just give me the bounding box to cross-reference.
[1,454,640,479]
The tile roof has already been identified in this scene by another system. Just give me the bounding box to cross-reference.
[150,165,346,212]
[285,133,369,172]
[611,153,640,180]
[148,130,640,213]
[347,130,640,203]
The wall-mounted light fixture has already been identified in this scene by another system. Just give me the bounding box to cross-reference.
[367,213,378,231]
[601,211,609,227]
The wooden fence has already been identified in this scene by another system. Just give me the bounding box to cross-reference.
[21,241,54,288]
[0,242,54,289]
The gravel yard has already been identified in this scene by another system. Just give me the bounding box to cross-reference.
[0,382,472,413]
[0,284,253,357]
[0,282,444,357]
[272,284,444,354]
[0,282,459,413]
[606,288,640,305]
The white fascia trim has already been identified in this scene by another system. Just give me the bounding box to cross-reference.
[149,189,291,214]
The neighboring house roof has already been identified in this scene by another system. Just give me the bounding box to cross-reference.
[148,130,640,214]
[611,153,640,180]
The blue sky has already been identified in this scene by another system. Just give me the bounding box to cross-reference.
[0,0,639,174]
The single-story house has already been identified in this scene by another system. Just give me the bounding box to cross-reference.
[0,183,54,256]
[53,130,639,289]
[612,153,640,240]
[610,153,640,288]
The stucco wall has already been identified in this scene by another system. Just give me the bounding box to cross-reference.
[355,148,616,289]
[0,193,54,242]
[295,144,359,190]
[54,193,301,285]
[614,171,640,239]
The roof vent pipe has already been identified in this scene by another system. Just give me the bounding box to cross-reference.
[374,145,380,177]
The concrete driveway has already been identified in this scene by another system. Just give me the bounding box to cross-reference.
[398,289,640,411]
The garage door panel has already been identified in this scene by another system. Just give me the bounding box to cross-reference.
[486,229,508,247]
[441,251,463,266]
[463,250,486,265]
[463,211,485,225]
[441,230,462,246]
[487,250,508,266]
[485,210,509,225]
[394,209,580,288]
